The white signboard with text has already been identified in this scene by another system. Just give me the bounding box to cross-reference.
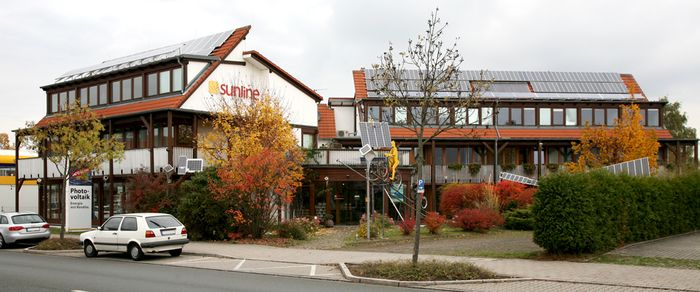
[65,184,92,230]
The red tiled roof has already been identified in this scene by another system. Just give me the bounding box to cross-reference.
[317,104,336,139]
[353,70,367,100]
[620,74,646,98]
[242,50,323,102]
[389,128,673,139]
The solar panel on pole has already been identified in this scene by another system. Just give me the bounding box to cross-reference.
[359,122,392,149]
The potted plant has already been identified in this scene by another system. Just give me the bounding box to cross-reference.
[447,163,463,171]
[323,214,334,228]
[546,163,560,173]
[501,163,515,172]
[468,163,481,176]
[523,163,535,175]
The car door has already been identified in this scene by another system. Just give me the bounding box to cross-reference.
[0,215,8,239]
[93,217,122,251]
[116,217,139,252]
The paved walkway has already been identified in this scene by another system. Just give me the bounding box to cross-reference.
[184,242,700,291]
[609,231,700,260]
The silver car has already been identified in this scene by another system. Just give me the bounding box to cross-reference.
[0,212,51,248]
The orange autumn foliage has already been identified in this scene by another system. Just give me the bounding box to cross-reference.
[566,104,659,172]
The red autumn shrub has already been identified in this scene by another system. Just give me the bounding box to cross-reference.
[439,183,486,217]
[513,187,537,207]
[424,212,446,234]
[397,218,416,235]
[451,208,504,232]
[494,180,526,210]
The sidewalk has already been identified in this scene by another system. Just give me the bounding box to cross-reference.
[184,241,700,291]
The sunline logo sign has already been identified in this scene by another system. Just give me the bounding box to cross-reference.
[208,80,261,99]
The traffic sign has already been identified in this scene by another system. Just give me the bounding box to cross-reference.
[417,179,425,194]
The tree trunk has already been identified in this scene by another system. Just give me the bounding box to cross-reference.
[60,179,66,240]
[412,137,424,265]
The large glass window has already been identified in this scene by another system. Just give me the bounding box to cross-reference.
[455,108,466,126]
[124,131,134,150]
[438,107,449,125]
[133,76,143,99]
[647,109,659,126]
[410,107,421,125]
[539,108,551,126]
[481,107,493,125]
[51,93,58,113]
[581,108,592,126]
[468,108,479,125]
[89,86,98,106]
[445,148,458,165]
[552,108,564,126]
[177,124,193,146]
[368,106,380,122]
[59,92,67,111]
[524,108,535,126]
[99,83,108,105]
[640,109,646,126]
[147,73,158,96]
[566,108,577,126]
[68,90,76,107]
[302,133,314,149]
[594,108,605,126]
[382,107,393,123]
[122,78,132,101]
[159,71,171,94]
[80,88,88,106]
[497,107,509,126]
[395,107,407,124]
[511,108,522,125]
[426,107,437,125]
[606,108,618,125]
[138,128,148,148]
[433,147,443,165]
[111,81,121,103]
[548,147,560,164]
[172,68,183,92]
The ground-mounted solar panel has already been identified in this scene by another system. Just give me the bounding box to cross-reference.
[359,122,392,149]
[499,172,538,186]
[603,157,651,177]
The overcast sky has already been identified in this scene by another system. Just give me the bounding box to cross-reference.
[1,0,699,142]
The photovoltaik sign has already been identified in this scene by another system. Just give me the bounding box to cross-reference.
[208,80,261,99]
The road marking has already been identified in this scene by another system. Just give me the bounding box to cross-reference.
[238,264,312,271]
[309,265,316,276]
[233,259,246,270]
[169,257,219,265]
[72,290,89,292]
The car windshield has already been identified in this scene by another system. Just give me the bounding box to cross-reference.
[146,215,181,229]
[12,214,45,224]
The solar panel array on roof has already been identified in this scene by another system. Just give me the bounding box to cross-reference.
[364,69,633,97]
[53,30,234,84]
[602,157,651,177]
[359,122,392,149]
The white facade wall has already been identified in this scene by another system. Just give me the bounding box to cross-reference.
[0,185,38,213]
[186,61,208,86]
[332,106,355,135]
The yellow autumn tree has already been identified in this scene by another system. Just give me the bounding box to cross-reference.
[566,104,659,172]
[202,94,304,238]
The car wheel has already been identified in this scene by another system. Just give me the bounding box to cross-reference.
[0,234,5,249]
[83,241,98,258]
[128,243,144,261]
[168,249,182,257]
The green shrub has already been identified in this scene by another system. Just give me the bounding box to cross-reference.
[533,170,700,254]
[348,259,499,281]
[277,221,308,240]
[504,208,534,230]
[176,168,233,241]
[357,218,381,239]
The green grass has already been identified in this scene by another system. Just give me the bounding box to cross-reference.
[343,225,478,247]
[591,254,700,270]
[348,259,501,281]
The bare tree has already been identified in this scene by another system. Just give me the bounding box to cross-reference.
[370,8,486,264]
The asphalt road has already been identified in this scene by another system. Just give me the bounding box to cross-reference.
[0,250,427,292]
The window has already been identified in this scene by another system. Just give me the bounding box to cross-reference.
[433,147,443,165]
[594,109,604,126]
[146,215,182,229]
[445,148,458,164]
[68,90,76,107]
[120,217,138,231]
[497,107,509,126]
[410,107,421,124]
[59,92,67,111]
[133,76,143,99]
[425,107,437,125]
[368,106,380,122]
[581,108,592,125]
[438,107,449,125]
[138,128,148,148]
[606,108,618,125]
[172,68,183,92]
[382,107,393,123]
[648,109,659,126]
[89,86,98,106]
[481,107,492,125]
[122,78,132,101]
[99,83,108,105]
[177,124,193,146]
[524,108,535,126]
[395,107,407,124]
[511,108,522,125]
[552,109,564,126]
[102,217,122,231]
[11,214,45,224]
[548,147,560,164]
[51,93,58,113]
[80,88,88,106]
[147,73,158,96]
[566,108,577,126]
[159,70,171,94]
[0,216,7,224]
[112,81,121,102]
[539,108,551,126]
[124,131,134,150]
[302,133,314,149]
[640,109,646,126]
[468,108,479,125]
[455,108,466,126]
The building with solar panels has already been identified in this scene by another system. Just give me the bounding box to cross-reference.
[12,26,323,226]
[304,68,698,217]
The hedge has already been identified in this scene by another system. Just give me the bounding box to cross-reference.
[533,170,700,254]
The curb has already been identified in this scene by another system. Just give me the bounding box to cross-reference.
[338,262,531,288]
[23,246,82,254]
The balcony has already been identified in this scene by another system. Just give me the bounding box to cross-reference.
[17,147,197,179]
[419,164,557,184]
[303,149,410,166]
